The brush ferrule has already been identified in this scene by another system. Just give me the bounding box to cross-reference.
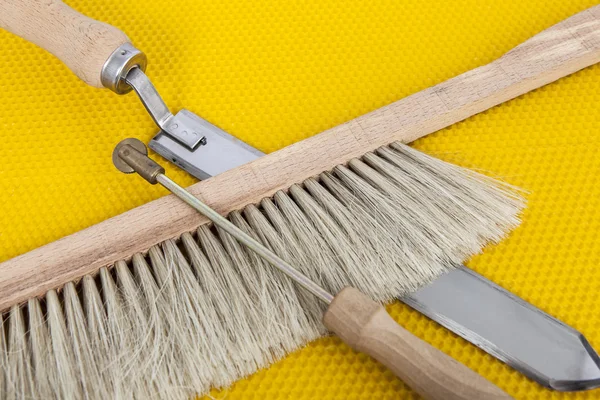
[101,44,147,95]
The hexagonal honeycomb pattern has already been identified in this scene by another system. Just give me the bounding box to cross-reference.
[0,0,599,399]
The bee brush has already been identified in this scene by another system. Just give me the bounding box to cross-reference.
[112,138,510,400]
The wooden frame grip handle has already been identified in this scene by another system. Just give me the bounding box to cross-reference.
[324,288,512,400]
[348,4,600,146]
[0,0,131,87]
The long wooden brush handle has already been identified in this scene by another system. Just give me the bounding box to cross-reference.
[0,0,130,87]
[0,5,599,312]
[324,288,511,400]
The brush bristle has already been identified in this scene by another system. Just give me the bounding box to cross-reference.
[0,142,525,399]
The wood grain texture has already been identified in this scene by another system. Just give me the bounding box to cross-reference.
[0,0,130,87]
[323,287,512,400]
[0,5,599,312]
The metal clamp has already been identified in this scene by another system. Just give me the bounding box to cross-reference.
[124,68,207,151]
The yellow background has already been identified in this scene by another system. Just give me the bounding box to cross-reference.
[1,0,599,398]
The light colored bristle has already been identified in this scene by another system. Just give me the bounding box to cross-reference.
[381,144,523,236]
[27,298,56,398]
[0,313,6,396]
[0,142,525,399]
[128,253,190,399]
[46,289,81,398]
[318,171,429,292]
[0,313,7,397]
[98,267,140,398]
[150,240,220,391]
[217,215,316,354]
[7,305,34,399]
[195,226,268,372]
[329,165,448,282]
[363,152,480,255]
[302,177,413,296]
[246,202,327,328]
[274,190,352,292]
[113,260,175,397]
[289,183,383,295]
[63,282,108,398]
[81,275,124,398]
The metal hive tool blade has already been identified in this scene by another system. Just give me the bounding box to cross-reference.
[149,109,264,180]
[402,266,600,391]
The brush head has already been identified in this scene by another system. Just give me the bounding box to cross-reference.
[1,142,525,399]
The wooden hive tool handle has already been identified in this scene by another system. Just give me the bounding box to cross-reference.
[0,0,145,92]
[324,287,512,399]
